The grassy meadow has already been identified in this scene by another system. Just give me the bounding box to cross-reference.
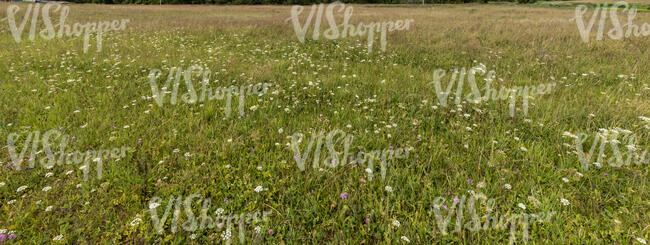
[0,1,649,244]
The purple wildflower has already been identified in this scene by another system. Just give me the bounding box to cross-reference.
[340,192,348,199]
[268,229,273,235]
[8,234,16,240]
[0,234,6,242]
[364,218,370,223]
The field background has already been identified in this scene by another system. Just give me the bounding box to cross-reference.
[0,2,649,244]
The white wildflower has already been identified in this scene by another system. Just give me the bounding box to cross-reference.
[392,220,401,227]
[130,218,142,226]
[149,202,161,209]
[401,236,411,243]
[560,198,570,206]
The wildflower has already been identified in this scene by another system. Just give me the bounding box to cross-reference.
[254,226,261,234]
[504,184,512,190]
[53,234,63,241]
[149,202,161,209]
[453,197,460,203]
[401,236,411,243]
[45,172,54,178]
[0,234,6,243]
[45,206,53,212]
[560,198,570,206]
[220,229,232,240]
[360,178,366,183]
[562,178,569,183]
[466,178,473,184]
[42,186,52,192]
[7,200,16,205]
[268,229,273,235]
[190,234,197,240]
[0,182,5,187]
[130,218,142,226]
[636,237,647,245]
[365,218,370,223]
[16,185,28,192]
[392,220,401,227]
[255,186,264,193]
[520,146,528,152]
[249,105,258,111]
[477,181,485,188]
[562,132,577,139]
[8,234,16,240]
[604,173,609,176]
[215,208,224,215]
[340,192,348,199]
[518,203,526,210]
[385,186,393,193]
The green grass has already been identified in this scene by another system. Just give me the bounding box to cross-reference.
[0,3,649,244]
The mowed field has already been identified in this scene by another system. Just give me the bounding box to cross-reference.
[0,2,649,244]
